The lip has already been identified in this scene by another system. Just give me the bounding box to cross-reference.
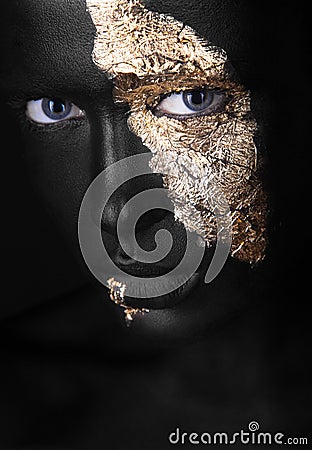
[110,271,201,310]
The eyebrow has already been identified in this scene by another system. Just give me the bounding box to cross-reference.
[112,71,243,110]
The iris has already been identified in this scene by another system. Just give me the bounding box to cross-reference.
[182,89,213,112]
[41,98,73,120]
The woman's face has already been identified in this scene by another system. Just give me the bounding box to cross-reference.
[0,0,272,340]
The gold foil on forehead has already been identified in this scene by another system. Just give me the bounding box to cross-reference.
[87,0,227,78]
[87,0,268,264]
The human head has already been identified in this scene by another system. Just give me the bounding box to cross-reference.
[0,0,276,340]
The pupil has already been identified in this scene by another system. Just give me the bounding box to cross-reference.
[42,97,72,120]
[191,91,205,105]
[50,99,65,114]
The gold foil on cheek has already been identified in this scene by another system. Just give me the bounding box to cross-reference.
[128,95,267,264]
[87,0,268,264]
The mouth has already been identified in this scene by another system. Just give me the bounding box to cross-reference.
[104,242,213,314]
[120,272,201,310]
[106,262,202,311]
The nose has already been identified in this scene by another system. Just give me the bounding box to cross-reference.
[91,100,167,236]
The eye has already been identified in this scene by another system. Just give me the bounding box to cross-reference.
[26,98,85,124]
[154,88,226,118]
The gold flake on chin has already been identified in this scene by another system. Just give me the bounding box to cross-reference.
[87,0,268,264]
[107,277,149,326]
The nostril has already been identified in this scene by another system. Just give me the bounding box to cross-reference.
[114,245,137,267]
[135,208,168,231]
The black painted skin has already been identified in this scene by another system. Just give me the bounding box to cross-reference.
[0,0,270,338]
[0,1,309,448]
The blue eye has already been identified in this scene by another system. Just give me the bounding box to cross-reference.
[26,98,84,124]
[182,90,214,112]
[155,88,226,118]
[42,98,72,120]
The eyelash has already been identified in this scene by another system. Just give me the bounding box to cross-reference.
[152,88,228,120]
[13,86,227,132]
[25,98,85,126]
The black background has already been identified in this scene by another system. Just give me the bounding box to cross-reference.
[0,1,310,449]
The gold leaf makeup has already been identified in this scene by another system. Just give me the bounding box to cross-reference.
[87,0,268,264]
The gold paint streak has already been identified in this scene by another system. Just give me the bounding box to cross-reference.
[87,0,268,264]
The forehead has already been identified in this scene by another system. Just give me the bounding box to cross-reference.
[0,0,266,96]
[0,0,97,96]
[2,0,245,29]
[0,0,254,56]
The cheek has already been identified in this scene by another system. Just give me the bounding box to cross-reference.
[21,122,93,246]
[128,105,267,264]
[128,107,256,194]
